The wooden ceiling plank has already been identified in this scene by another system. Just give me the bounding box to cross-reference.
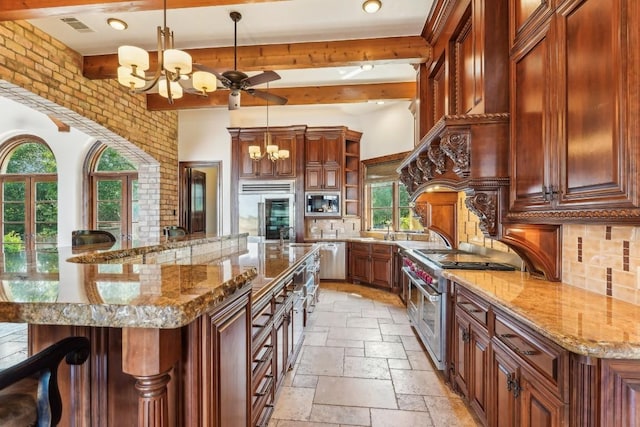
[83,36,430,79]
[145,82,416,110]
[0,0,286,21]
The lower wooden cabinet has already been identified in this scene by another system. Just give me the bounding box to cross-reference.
[451,283,569,427]
[251,267,309,427]
[451,287,490,425]
[205,291,252,427]
[348,242,394,290]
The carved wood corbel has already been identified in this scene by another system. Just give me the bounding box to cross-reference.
[399,167,414,195]
[407,161,424,188]
[412,202,429,227]
[427,144,447,175]
[464,191,498,236]
[440,129,470,177]
[416,152,434,180]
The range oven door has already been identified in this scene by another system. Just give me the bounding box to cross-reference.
[402,266,444,369]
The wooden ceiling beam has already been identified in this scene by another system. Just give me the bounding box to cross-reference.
[0,0,286,21]
[83,36,430,79]
[145,82,416,111]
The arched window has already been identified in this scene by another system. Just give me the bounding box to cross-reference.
[89,146,139,240]
[0,137,58,250]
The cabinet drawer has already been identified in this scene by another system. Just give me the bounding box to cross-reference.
[455,286,489,328]
[351,242,370,253]
[494,314,566,397]
[252,334,273,389]
[252,364,274,410]
[371,244,392,256]
[252,302,273,341]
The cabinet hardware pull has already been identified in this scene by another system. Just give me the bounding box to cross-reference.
[255,375,274,397]
[520,349,538,356]
[541,185,560,202]
[462,330,470,343]
[500,333,517,339]
[506,373,521,397]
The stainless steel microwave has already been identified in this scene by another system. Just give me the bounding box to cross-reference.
[305,192,340,216]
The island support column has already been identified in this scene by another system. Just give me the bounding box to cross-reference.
[122,328,181,427]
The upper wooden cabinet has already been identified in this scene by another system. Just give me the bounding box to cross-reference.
[304,129,344,191]
[304,127,362,216]
[508,0,640,222]
[229,126,305,180]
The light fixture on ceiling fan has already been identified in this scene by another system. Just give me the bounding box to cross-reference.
[115,0,218,103]
[362,0,382,13]
[197,11,288,110]
[248,83,289,162]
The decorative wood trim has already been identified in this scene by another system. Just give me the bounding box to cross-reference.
[500,224,561,281]
[441,128,471,177]
[570,354,600,427]
[507,208,640,223]
[427,144,447,175]
[464,191,497,236]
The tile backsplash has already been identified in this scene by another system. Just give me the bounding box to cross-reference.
[562,225,640,303]
[306,218,361,239]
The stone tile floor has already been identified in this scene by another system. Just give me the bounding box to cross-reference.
[0,282,480,426]
[0,322,28,371]
[269,282,480,427]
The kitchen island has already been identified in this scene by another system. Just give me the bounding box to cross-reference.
[0,234,319,427]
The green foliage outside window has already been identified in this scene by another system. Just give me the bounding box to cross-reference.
[2,142,58,245]
[96,147,136,171]
[5,143,57,174]
[371,182,393,229]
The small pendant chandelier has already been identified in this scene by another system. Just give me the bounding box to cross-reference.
[116,0,218,103]
[248,83,290,162]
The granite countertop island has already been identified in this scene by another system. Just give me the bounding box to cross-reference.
[0,234,320,427]
[0,234,319,328]
[444,269,640,359]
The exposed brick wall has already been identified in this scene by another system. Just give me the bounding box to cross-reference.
[0,20,179,231]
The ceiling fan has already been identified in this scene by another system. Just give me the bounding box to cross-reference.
[197,11,288,110]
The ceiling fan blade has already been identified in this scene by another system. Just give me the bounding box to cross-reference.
[242,71,281,88]
[229,91,241,110]
[246,88,288,105]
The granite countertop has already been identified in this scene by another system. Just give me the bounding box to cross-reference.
[0,240,318,329]
[445,270,640,359]
[305,236,445,250]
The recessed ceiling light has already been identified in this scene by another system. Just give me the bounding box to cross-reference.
[362,0,382,13]
[376,100,385,105]
[360,64,374,71]
[107,18,128,31]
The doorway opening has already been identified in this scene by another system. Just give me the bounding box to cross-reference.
[178,161,222,235]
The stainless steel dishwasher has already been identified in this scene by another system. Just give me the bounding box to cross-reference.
[319,241,346,280]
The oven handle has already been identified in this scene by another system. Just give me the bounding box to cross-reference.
[402,266,440,302]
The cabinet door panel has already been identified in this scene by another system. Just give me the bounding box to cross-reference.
[452,311,470,397]
[556,0,634,208]
[272,134,295,177]
[370,254,393,288]
[469,322,489,424]
[209,302,250,427]
[520,372,565,427]
[322,166,341,190]
[510,28,552,211]
[305,135,323,165]
[305,166,323,191]
[491,342,519,427]
[350,251,371,283]
[322,134,343,165]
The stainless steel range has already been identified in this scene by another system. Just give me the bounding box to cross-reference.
[401,246,516,370]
